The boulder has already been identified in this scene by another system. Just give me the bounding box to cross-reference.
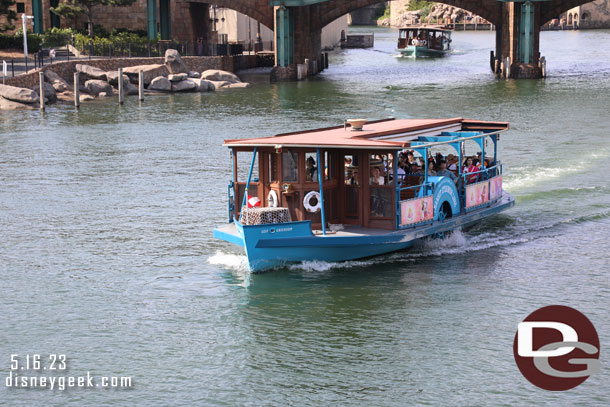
[84,79,113,96]
[75,64,107,80]
[190,78,214,92]
[125,82,139,96]
[123,64,170,86]
[30,82,57,104]
[44,69,70,92]
[187,71,200,78]
[164,49,189,74]
[201,69,241,83]
[0,95,35,110]
[171,79,198,92]
[79,94,95,102]
[225,82,250,89]
[106,71,130,87]
[0,84,40,104]
[168,73,188,82]
[149,76,171,91]
[208,80,231,90]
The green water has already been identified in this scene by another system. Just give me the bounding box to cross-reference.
[1,28,609,405]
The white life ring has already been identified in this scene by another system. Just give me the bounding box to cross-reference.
[303,191,321,213]
[267,190,279,208]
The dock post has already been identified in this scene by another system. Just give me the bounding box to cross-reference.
[138,70,144,101]
[39,72,45,111]
[74,72,80,108]
[118,68,124,104]
[304,58,310,76]
[494,58,500,75]
[506,56,511,79]
[540,56,546,78]
[490,50,495,72]
[324,52,329,69]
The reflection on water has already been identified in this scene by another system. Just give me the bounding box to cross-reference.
[1,28,609,406]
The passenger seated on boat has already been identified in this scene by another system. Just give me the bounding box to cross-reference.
[389,164,405,182]
[463,157,478,183]
[436,160,458,183]
[447,154,458,172]
[370,167,385,185]
[305,156,318,182]
[349,169,360,186]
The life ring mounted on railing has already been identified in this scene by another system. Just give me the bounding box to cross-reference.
[267,190,279,208]
[303,191,321,213]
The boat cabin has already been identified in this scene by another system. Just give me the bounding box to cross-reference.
[223,118,508,234]
[397,26,452,52]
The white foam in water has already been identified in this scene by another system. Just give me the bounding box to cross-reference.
[289,259,377,272]
[207,251,249,272]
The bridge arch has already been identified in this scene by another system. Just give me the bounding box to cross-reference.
[186,0,275,30]
[316,0,503,29]
[540,0,598,24]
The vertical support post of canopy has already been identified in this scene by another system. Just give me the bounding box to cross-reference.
[239,147,257,223]
[275,6,294,67]
[32,0,43,34]
[147,0,158,40]
[394,150,400,229]
[316,148,326,235]
[519,1,535,64]
[160,0,171,40]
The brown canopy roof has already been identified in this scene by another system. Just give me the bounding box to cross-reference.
[223,118,508,150]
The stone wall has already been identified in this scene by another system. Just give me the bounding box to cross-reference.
[4,55,256,88]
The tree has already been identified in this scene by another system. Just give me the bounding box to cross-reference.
[0,0,17,32]
[50,0,136,37]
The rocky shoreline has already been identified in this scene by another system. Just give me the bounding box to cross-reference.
[0,49,250,110]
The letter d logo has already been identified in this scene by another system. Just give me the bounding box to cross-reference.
[513,305,600,391]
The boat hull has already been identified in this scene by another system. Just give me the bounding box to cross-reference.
[214,192,515,273]
[397,46,448,57]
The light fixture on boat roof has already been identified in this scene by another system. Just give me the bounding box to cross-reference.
[346,119,367,131]
[274,144,282,153]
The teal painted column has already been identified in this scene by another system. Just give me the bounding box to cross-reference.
[160,0,171,40]
[31,0,43,34]
[147,0,158,39]
[518,1,535,63]
[50,0,61,28]
[275,7,294,67]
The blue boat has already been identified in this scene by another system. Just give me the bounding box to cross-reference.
[397,26,452,57]
[214,117,514,272]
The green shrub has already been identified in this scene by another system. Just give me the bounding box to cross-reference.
[41,27,76,47]
[0,32,42,52]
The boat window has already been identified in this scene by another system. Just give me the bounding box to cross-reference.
[400,30,406,39]
[268,152,278,183]
[282,149,298,182]
[370,188,392,218]
[344,154,358,185]
[324,151,333,181]
[304,152,318,182]
[236,151,259,183]
[370,153,389,185]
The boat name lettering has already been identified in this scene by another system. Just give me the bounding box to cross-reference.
[261,227,293,234]
[434,184,458,207]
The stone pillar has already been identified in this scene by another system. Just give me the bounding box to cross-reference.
[275,6,294,67]
[496,1,541,79]
[147,0,158,39]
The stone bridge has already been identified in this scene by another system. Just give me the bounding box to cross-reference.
[26,0,600,78]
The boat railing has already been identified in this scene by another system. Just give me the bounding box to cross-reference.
[460,162,504,211]
[396,181,435,229]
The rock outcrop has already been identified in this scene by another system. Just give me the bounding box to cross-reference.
[0,84,40,104]
[44,70,71,92]
[149,76,172,91]
[0,95,36,110]
[31,82,57,104]
[164,49,189,74]
[75,64,107,81]
[84,79,113,96]
[201,69,241,83]
[171,79,198,92]
[123,64,169,86]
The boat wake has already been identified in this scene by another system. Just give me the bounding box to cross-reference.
[207,251,249,272]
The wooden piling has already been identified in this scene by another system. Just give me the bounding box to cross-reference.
[39,72,45,111]
[74,72,80,108]
[138,71,144,101]
[540,56,547,78]
[490,51,495,72]
[118,67,124,104]
[494,58,500,75]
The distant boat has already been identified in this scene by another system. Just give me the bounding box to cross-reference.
[214,117,514,272]
[396,26,452,57]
